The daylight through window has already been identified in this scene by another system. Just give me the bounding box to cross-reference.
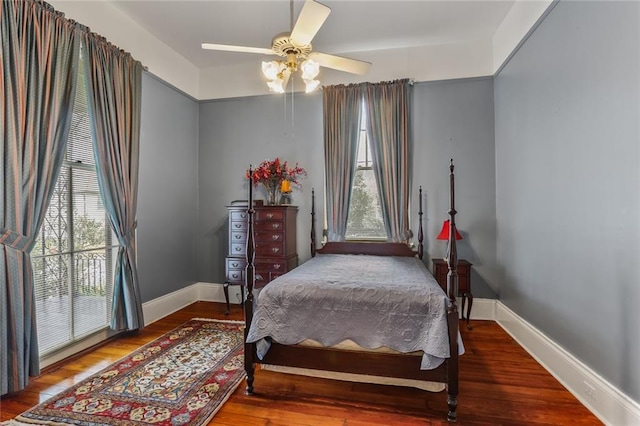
[345,105,386,240]
[32,51,118,356]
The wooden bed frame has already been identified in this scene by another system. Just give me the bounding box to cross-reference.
[243,160,461,422]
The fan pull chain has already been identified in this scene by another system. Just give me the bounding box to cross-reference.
[291,78,295,136]
[281,80,295,139]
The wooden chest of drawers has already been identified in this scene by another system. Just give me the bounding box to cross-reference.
[224,204,298,313]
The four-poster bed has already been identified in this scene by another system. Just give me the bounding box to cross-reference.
[242,160,463,422]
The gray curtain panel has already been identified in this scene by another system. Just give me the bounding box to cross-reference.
[83,34,144,332]
[1,0,81,395]
[362,79,412,243]
[323,84,362,241]
[85,34,144,331]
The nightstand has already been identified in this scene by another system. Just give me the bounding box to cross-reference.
[432,259,473,329]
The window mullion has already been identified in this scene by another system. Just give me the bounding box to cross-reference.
[66,168,76,341]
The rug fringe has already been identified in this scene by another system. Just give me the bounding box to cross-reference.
[2,419,50,426]
[13,415,76,426]
[191,318,244,325]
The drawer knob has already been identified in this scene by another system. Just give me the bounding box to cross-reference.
[241,213,247,218]
[266,213,274,219]
[256,274,264,280]
[271,247,280,253]
[272,223,281,229]
[235,234,242,239]
[232,273,239,279]
[234,224,241,228]
[232,262,239,267]
[273,264,281,269]
[235,247,241,252]
[271,234,280,240]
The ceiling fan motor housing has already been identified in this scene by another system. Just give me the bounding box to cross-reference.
[272,32,312,60]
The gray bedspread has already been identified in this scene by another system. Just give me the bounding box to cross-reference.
[246,253,464,370]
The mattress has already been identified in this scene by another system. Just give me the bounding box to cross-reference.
[246,253,464,369]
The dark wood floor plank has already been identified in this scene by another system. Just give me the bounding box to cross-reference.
[0,301,602,425]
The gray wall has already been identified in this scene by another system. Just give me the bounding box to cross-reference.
[197,94,325,283]
[137,74,199,302]
[494,1,639,401]
[413,78,497,298]
[197,80,498,299]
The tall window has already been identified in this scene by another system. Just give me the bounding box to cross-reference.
[345,106,385,239]
[31,52,118,356]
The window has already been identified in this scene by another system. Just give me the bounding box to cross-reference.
[31,52,118,356]
[345,107,386,239]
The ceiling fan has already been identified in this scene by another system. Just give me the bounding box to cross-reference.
[201,0,371,93]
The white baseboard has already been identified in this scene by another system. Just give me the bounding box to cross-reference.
[495,301,640,426]
[194,281,244,305]
[142,281,242,326]
[465,297,495,321]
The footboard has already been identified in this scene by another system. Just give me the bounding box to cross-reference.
[260,343,449,383]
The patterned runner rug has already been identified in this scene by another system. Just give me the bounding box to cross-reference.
[13,319,244,426]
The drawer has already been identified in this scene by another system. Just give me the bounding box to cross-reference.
[254,220,284,231]
[253,269,286,286]
[230,210,249,222]
[230,243,246,256]
[255,242,284,256]
[230,220,248,231]
[254,271,269,288]
[230,231,247,243]
[256,260,286,273]
[270,272,282,281]
[254,230,284,242]
[256,210,284,221]
[226,269,244,284]
[226,258,246,270]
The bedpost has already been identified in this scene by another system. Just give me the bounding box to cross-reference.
[311,188,316,258]
[418,186,424,260]
[244,166,256,395]
[446,159,459,422]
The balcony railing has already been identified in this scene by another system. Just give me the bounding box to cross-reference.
[32,247,115,354]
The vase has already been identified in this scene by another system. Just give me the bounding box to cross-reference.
[280,192,292,205]
[265,184,280,205]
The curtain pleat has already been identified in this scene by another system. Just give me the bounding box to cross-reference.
[83,34,144,332]
[1,0,80,395]
[323,84,363,241]
[362,79,412,243]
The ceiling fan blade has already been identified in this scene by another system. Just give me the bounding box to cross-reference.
[201,43,275,55]
[308,52,371,75]
[290,0,331,46]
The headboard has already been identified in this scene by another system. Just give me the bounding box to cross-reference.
[311,186,424,259]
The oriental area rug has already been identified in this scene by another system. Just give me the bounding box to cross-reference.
[12,319,244,426]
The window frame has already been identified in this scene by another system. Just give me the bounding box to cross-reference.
[345,106,386,241]
[31,51,118,358]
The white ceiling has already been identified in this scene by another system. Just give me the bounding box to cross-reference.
[109,1,514,68]
[50,0,553,99]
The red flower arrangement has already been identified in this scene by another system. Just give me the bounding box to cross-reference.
[246,158,307,204]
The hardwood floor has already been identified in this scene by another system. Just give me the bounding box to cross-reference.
[1,301,602,425]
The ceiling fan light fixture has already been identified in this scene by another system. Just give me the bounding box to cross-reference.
[301,58,320,80]
[303,78,320,93]
[267,78,286,93]
[262,60,285,80]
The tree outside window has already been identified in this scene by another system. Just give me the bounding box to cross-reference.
[345,112,385,240]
